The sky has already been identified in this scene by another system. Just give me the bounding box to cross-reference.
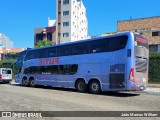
[0,0,160,48]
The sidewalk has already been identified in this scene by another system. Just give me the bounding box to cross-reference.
[142,84,160,95]
[148,83,160,88]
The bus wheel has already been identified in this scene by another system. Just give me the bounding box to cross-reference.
[75,80,87,93]
[89,80,101,94]
[22,77,29,87]
[29,78,36,87]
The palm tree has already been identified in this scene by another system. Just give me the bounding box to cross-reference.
[35,40,52,48]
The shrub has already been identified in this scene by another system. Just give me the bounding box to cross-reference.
[0,59,16,68]
[149,53,160,83]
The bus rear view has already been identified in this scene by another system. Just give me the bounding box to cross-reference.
[128,33,149,91]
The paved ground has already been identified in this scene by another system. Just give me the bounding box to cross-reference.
[0,82,159,120]
[139,84,160,95]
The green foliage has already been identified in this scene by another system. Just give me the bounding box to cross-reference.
[35,40,52,48]
[149,52,160,83]
[0,59,16,68]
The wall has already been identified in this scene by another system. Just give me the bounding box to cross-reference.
[117,16,160,43]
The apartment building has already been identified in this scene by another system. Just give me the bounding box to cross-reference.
[0,33,13,49]
[117,16,160,52]
[34,18,56,46]
[56,0,88,44]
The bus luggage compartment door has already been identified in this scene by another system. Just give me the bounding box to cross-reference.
[109,73,125,89]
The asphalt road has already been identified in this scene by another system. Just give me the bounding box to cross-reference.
[0,82,160,120]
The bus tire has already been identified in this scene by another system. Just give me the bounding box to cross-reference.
[75,79,87,93]
[22,77,29,87]
[89,80,101,94]
[29,77,36,87]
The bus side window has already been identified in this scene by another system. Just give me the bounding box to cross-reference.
[107,36,128,52]
[57,45,71,56]
[17,51,27,62]
[88,40,106,53]
[71,65,78,74]
[72,43,88,55]
[47,48,57,57]
[25,50,39,61]
[51,66,59,74]
[39,49,47,58]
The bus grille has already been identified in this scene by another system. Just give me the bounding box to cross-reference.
[109,73,125,89]
[135,57,148,73]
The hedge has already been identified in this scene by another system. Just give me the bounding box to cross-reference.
[149,53,160,83]
[0,59,16,68]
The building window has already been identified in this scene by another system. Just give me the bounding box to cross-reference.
[63,33,69,37]
[152,31,160,36]
[63,22,69,27]
[63,11,69,16]
[35,33,43,43]
[63,0,69,5]
[47,33,52,41]
[149,45,158,52]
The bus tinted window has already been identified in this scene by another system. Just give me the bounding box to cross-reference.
[25,50,39,61]
[88,40,107,53]
[24,66,42,74]
[17,51,27,62]
[107,36,128,52]
[24,64,78,75]
[57,45,71,56]
[45,66,59,74]
[39,49,47,58]
[47,47,57,57]
[59,65,78,74]
[72,43,88,55]
[23,35,128,60]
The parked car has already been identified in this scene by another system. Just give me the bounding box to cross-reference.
[0,68,12,83]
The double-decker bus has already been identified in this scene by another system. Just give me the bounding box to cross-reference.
[12,32,149,94]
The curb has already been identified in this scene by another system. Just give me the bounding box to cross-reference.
[148,84,160,88]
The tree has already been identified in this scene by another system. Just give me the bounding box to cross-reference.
[35,40,52,48]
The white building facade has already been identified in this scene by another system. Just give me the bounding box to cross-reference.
[0,33,13,49]
[56,0,88,44]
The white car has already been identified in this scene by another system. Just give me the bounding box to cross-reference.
[0,68,12,83]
